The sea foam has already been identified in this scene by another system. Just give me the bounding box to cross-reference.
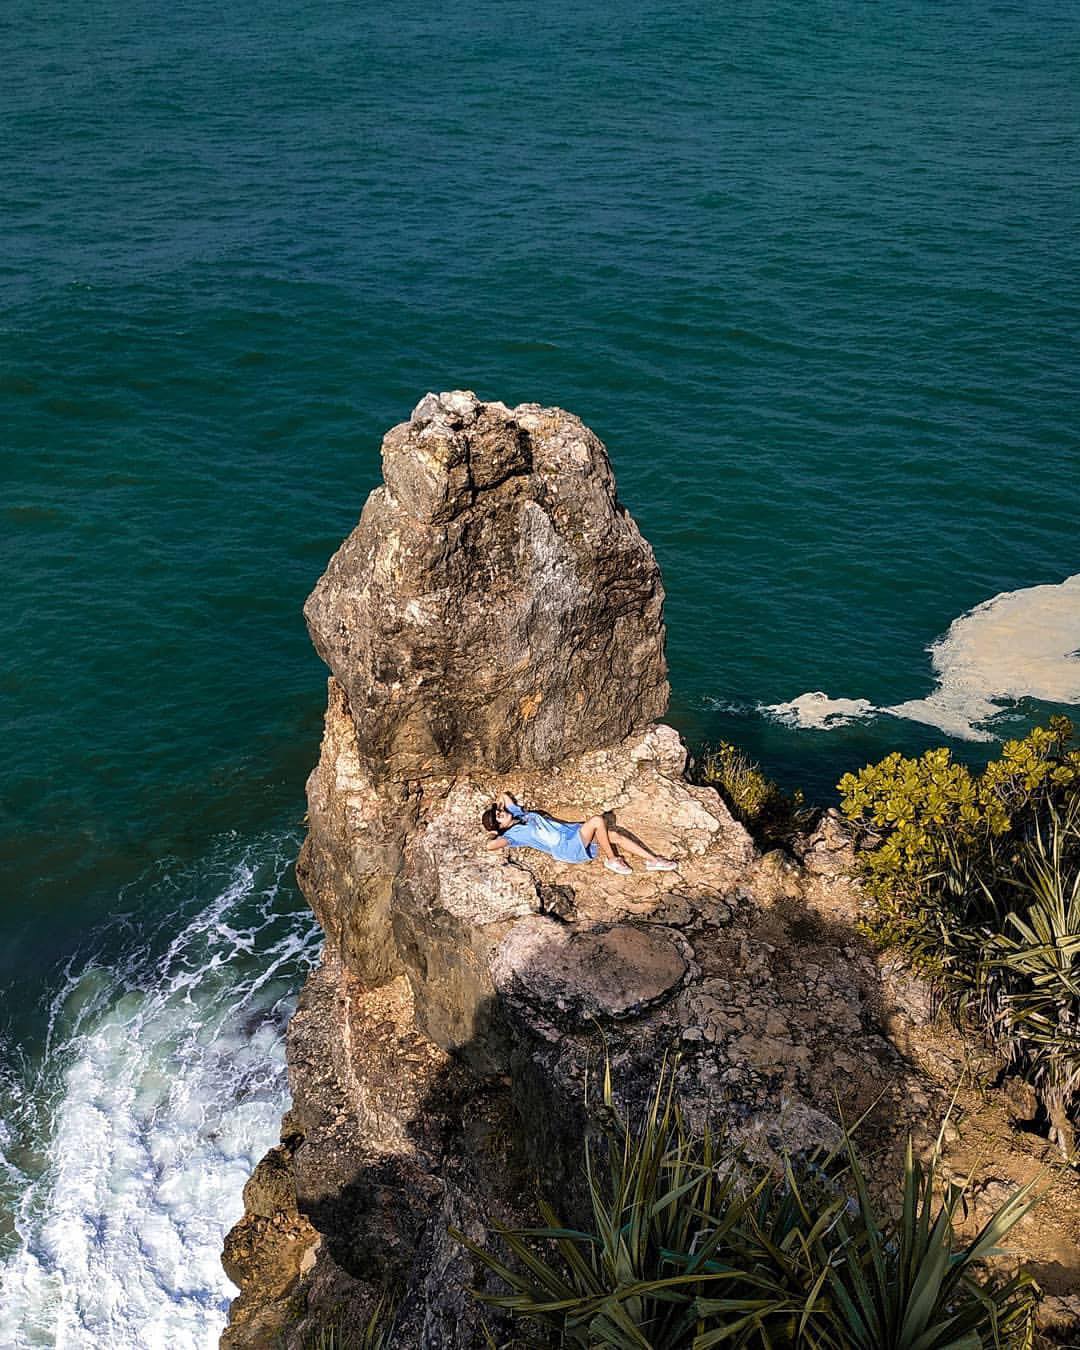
[764,692,877,731]
[761,574,1080,742]
[0,836,320,1350]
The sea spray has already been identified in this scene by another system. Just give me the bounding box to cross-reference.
[0,834,320,1349]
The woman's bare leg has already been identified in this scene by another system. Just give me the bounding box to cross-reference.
[578,815,620,861]
[579,817,668,863]
[608,828,660,861]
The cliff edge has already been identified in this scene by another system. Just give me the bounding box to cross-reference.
[221,394,1080,1347]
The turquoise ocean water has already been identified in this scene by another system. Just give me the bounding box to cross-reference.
[2,2,1078,1342]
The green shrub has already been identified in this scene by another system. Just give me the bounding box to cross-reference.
[838,717,1080,1153]
[838,717,1080,951]
[453,1063,1040,1348]
[697,742,809,846]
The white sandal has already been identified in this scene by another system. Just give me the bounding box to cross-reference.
[603,857,633,875]
[645,857,678,871]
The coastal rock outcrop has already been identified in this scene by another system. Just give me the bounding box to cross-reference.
[303,390,668,783]
[223,394,1080,1348]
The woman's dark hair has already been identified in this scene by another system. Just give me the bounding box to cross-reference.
[482,805,502,834]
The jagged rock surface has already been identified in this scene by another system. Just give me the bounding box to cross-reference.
[294,675,412,985]
[392,723,756,1073]
[222,394,1080,1349]
[304,391,668,783]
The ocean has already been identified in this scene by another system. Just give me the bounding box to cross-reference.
[2,0,1078,1342]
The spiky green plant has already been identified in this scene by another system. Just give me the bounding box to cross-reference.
[816,1137,1038,1350]
[979,799,1080,1155]
[454,1063,754,1347]
[453,1064,1041,1348]
[305,1294,398,1350]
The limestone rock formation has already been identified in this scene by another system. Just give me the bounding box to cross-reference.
[295,675,411,985]
[222,394,1080,1349]
[304,390,668,783]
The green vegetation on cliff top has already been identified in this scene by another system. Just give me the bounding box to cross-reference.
[839,717,1080,1156]
[456,1063,1040,1349]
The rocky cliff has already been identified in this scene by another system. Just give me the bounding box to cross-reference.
[222,394,1080,1348]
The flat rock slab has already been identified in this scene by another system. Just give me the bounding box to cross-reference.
[390,724,753,1066]
[493,915,691,1025]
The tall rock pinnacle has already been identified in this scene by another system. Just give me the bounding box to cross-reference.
[303,391,669,781]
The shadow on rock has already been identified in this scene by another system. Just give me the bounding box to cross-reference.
[281,877,944,1348]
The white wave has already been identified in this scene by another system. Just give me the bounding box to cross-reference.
[760,574,1080,742]
[0,836,321,1350]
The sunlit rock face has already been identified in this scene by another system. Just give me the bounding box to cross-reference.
[391,722,756,1074]
[303,390,668,782]
[295,390,672,989]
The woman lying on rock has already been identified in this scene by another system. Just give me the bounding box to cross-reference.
[482,792,678,875]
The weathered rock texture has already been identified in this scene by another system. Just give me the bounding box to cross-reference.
[304,390,668,783]
[223,394,1080,1349]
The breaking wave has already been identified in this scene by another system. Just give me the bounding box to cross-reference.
[761,574,1080,741]
[0,834,321,1349]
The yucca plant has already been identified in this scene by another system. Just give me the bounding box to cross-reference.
[453,1064,1041,1348]
[305,1294,398,1350]
[454,1062,759,1347]
[819,1136,1038,1350]
[981,800,1080,1155]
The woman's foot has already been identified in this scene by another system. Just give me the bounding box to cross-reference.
[603,857,633,875]
[644,857,678,871]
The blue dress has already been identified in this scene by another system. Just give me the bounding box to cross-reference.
[503,802,598,864]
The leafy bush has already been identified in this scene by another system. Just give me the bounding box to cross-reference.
[838,717,1080,1152]
[838,717,1080,951]
[697,742,810,846]
[454,1064,1039,1348]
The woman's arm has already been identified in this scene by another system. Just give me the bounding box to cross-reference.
[498,792,525,818]
[485,835,510,851]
